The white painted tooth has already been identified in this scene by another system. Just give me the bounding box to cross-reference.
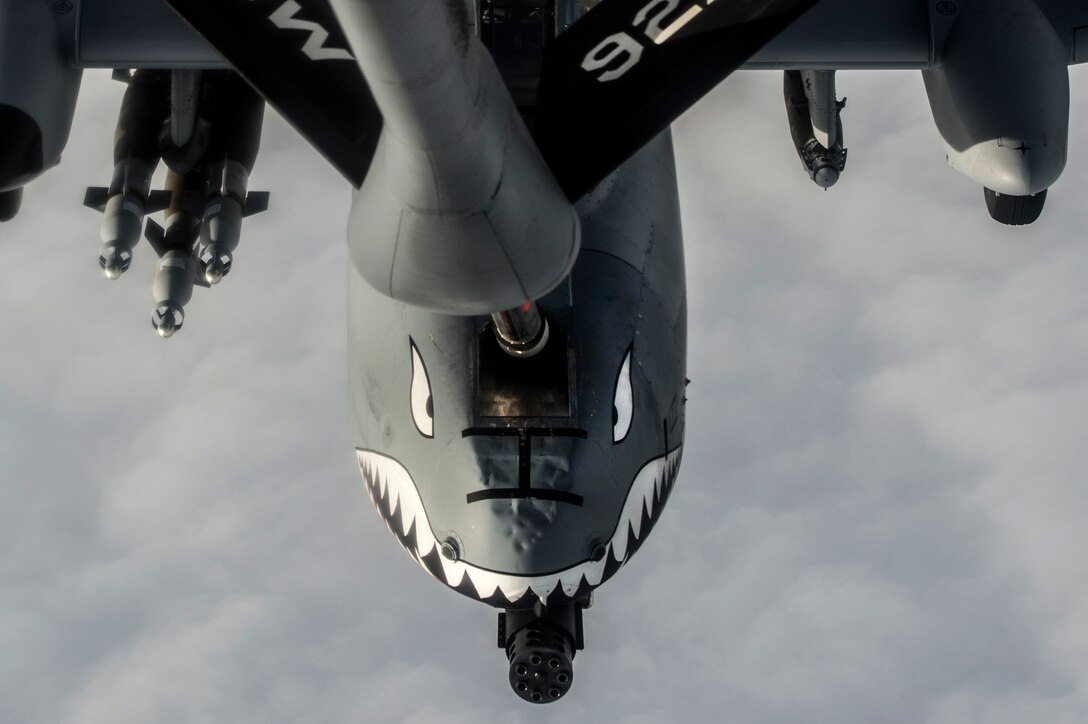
[400,487,417,536]
[476,579,502,601]
[387,488,401,525]
[435,543,458,580]
[630,496,645,540]
[442,558,466,588]
[613,522,630,561]
[359,447,688,607]
[532,581,558,605]
[469,568,504,601]
[585,557,606,586]
[499,576,531,604]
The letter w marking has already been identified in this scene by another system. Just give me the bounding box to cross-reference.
[269,1,354,61]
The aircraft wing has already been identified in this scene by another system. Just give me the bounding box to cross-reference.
[160,0,381,187]
[160,0,814,197]
[534,0,821,200]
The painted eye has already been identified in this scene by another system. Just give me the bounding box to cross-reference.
[410,339,434,438]
[613,346,633,443]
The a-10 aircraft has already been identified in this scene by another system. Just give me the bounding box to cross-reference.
[1,0,1084,704]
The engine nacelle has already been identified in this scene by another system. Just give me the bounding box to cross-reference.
[923,0,1068,222]
[0,0,81,202]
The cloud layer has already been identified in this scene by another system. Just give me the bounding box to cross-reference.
[1,64,1086,723]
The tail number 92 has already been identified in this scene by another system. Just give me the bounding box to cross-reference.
[580,0,717,82]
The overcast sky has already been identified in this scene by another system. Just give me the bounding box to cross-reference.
[2,60,1087,723]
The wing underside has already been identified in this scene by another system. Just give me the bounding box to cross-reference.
[161,0,381,187]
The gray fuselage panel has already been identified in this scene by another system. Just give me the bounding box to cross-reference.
[348,131,687,605]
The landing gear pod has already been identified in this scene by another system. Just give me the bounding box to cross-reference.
[500,601,584,704]
[198,73,265,286]
[0,0,82,210]
[923,0,1068,222]
[985,188,1047,226]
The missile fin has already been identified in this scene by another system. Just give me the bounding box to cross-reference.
[242,191,270,217]
[145,190,174,214]
[83,187,110,213]
[144,218,168,257]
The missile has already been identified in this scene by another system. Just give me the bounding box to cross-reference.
[199,194,239,284]
[144,168,208,339]
[198,73,266,285]
[150,249,197,338]
[98,191,144,278]
[88,171,173,279]
[783,70,847,189]
[88,70,270,335]
[87,71,170,278]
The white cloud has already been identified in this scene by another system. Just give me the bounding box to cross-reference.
[2,57,1087,724]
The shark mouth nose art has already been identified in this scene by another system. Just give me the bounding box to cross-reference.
[356,446,683,606]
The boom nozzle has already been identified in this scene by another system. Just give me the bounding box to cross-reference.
[492,302,549,358]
